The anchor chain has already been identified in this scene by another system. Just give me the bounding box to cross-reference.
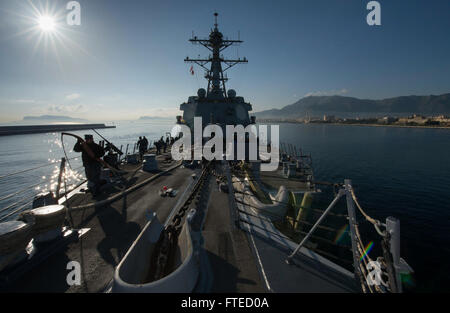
[151,162,212,281]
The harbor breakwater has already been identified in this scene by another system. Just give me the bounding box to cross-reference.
[0,124,115,136]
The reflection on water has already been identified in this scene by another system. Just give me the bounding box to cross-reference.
[0,120,175,220]
[33,160,84,195]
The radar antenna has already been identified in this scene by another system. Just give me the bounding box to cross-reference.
[184,12,248,99]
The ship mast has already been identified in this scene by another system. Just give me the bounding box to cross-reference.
[184,12,247,99]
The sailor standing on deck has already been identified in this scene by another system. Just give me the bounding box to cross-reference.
[73,134,105,197]
[165,136,170,148]
[137,136,143,161]
[138,136,148,161]
[142,136,148,151]
[141,136,149,159]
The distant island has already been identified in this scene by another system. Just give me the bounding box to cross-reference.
[138,116,172,120]
[254,93,450,119]
[23,115,88,123]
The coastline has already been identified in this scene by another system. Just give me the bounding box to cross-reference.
[258,120,450,130]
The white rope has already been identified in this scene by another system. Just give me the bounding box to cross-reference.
[350,187,386,237]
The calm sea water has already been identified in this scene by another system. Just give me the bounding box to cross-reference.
[0,121,449,292]
[275,123,450,292]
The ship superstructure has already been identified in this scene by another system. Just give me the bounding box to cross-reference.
[179,13,253,131]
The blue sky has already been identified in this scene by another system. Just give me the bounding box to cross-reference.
[1,0,450,122]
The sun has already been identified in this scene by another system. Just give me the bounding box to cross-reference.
[8,1,89,66]
[38,15,56,32]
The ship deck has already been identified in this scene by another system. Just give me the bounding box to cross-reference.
[1,150,194,292]
[1,153,358,293]
[201,177,266,292]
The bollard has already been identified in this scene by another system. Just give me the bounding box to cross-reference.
[143,154,158,172]
[126,154,139,165]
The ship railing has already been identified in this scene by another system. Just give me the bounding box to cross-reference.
[0,137,161,222]
[118,140,158,162]
[229,169,353,264]
[227,153,412,293]
[78,138,157,163]
[279,142,314,182]
[227,161,413,292]
[279,141,312,163]
[0,157,86,222]
[285,179,412,293]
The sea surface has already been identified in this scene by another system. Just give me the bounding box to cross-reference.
[0,121,449,292]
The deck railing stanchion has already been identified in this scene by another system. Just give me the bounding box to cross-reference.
[55,157,66,198]
[386,216,402,293]
[294,145,299,158]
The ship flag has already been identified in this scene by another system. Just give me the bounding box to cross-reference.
[190,65,194,75]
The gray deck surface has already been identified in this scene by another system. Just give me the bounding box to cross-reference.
[249,234,357,292]
[236,185,358,293]
[202,178,266,292]
[2,158,358,293]
[3,152,195,292]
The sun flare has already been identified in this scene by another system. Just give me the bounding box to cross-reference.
[38,15,55,32]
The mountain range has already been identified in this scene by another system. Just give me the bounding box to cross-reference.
[23,115,88,123]
[254,93,450,118]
